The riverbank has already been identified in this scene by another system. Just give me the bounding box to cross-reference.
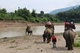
[0,33,80,53]
[0,21,80,53]
[0,21,80,28]
[0,21,45,28]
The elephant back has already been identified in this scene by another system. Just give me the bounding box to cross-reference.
[63,29,75,40]
[44,28,53,36]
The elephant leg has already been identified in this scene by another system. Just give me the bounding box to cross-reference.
[30,31,32,35]
[68,38,74,50]
[70,40,74,50]
[47,35,51,43]
[68,45,70,50]
[30,32,32,35]
[28,32,29,35]
[43,36,46,42]
[67,41,71,50]
[31,31,33,35]
[65,40,68,47]
[67,41,73,50]
[67,40,73,50]
[71,40,74,50]
[70,44,73,50]
[68,44,73,50]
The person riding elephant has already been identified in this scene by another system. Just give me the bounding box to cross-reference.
[70,20,76,31]
[45,21,54,34]
[45,21,52,28]
[64,20,76,31]
[64,20,70,31]
[42,21,54,43]
[63,24,76,50]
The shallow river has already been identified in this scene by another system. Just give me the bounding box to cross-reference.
[0,25,80,38]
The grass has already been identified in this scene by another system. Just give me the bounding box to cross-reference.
[9,45,17,48]
[74,41,80,47]
[10,40,15,43]
[15,46,31,50]
[78,34,80,37]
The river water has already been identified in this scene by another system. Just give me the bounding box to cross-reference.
[0,25,80,38]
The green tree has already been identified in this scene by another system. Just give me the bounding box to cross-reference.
[31,9,37,17]
[0,8,7,14]
[40,11,44,17]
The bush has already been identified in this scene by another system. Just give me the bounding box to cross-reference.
[28,17,36,23]
[78,34,80,37]
[74,41,80,47]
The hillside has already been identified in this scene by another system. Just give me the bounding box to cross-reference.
[50,5,80,14]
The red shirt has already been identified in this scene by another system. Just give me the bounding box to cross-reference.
[65,22,70,29]
[52,36,57,42]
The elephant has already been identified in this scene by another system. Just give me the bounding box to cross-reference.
[26,25,33,35]
[43,28,53,43]
[63,29,76,50]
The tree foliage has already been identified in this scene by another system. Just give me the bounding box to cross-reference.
[56,6,80,22]
[0,6,80,23]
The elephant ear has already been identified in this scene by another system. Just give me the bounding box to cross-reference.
[73,32,76,38]
[63,31,69,39]
[63,32,65,38]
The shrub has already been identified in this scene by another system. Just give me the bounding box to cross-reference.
[78,34,80,37]
[74,41,80,47]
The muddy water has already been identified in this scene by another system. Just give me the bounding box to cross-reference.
[0,27,26,38]
[0,25,80,38]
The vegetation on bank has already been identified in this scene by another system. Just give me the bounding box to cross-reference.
[74,41,80,47]
[74,34,80,47]
[56,6,80,23]
[0,8,60,23]
[0,5,80,23]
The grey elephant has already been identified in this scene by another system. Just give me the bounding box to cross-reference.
[43,28,53,43]
[63,29,76,50]
[26,25,33,35]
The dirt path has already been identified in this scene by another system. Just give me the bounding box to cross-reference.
[0,34,80,53]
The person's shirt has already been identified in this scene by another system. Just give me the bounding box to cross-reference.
[70,21,76,29]
[52,36,57,42]
[65,21,70,29]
